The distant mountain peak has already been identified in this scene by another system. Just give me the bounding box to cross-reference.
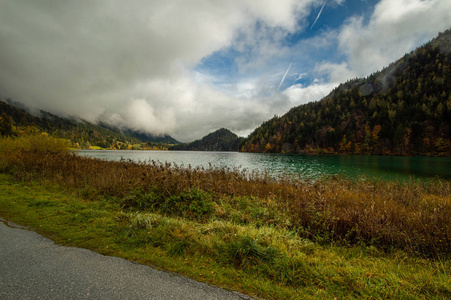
[170,128,243,151]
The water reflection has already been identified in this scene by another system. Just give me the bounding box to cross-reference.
[75,150,451,181]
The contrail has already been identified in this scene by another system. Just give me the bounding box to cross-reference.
[310,0,327,30]
[277,62,292,91]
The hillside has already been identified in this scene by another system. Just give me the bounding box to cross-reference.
[170,128,243,151]
[97,122,179,145]
[241,29,451,156]
[0,100,179,149]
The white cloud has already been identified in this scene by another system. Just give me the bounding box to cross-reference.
[284,82,338,106]
[315,62,357,83]
[1,0,450,143]
[123,99,176,135]
[0,0,322,142]
[337,0,451,77]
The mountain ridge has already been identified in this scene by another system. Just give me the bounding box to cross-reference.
[240,28,451,156]
[170,128,243,151]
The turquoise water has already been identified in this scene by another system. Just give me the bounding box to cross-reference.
[76,150,451,181]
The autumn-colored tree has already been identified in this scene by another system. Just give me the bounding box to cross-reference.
[265,143,272,152]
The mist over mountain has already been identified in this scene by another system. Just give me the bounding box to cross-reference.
[241,29,451,156]
[97,122,179,145]
[0,100,178,149]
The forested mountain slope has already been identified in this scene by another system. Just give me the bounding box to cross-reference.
[0,100,178,149]
[241,29,451,156]
[170,128,243,151]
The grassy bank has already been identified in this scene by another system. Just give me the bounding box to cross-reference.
[1,134,451,299]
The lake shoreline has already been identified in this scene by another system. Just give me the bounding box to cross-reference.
[75,149,451,181]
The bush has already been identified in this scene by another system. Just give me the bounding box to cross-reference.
[0,133,70,155]
[119,189,162,210]
[219,236,280,268]
[162,189,214,221]
[0,134,70,174]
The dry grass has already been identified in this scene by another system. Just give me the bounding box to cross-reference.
[1,134,450,258]
[287,179,451,257]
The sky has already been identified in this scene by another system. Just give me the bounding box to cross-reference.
[1,0,451,142]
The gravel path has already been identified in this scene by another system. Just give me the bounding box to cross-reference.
[0,220,254,300]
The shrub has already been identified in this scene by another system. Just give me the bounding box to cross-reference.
[219,236,280,268]
[162,189,214,221]
[119,189,162,210]
[0,133,70,155]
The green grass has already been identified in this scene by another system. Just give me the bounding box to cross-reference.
[1,174,450,299]
[87,145,105,150]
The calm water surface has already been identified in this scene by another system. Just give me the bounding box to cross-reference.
[76,150,451,181]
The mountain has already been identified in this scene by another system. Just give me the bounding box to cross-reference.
[0,100,179,149]
[170,128,243,151]
[241,29,451,156]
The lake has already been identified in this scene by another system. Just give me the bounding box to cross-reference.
[75,150,451,181]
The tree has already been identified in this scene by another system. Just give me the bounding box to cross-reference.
[265,143,272,152]
[363,122,372,152]
[0,113,14,137]
[372,125,382,151]
[394,124,405,154]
